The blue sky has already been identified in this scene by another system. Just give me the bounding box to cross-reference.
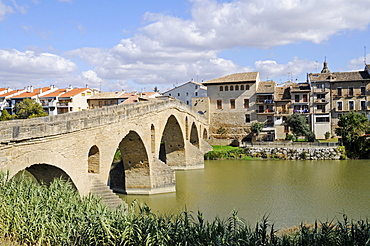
[1,0,370,92]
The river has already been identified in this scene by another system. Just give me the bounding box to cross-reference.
[120,159,370,229]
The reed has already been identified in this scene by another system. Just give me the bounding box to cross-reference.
[1,172,370,245]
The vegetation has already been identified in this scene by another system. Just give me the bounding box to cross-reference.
[0,109,14,121]
[216,126,228,138]
[205,145,253,160]
[250,122,264,136]
[2,172,370,245]
[285,114,315,142]
[14,98,48,119]
[335,112,370,159]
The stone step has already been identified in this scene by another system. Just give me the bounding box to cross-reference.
[90,177,124,209]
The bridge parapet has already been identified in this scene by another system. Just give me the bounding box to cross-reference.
[0,99,207,143]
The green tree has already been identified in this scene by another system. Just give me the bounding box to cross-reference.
[14,98,48,119]
[250,122,264,136]
[0,109,14,121]
[335,112,369,159]
[285,114,315,141]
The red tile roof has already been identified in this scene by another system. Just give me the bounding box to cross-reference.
[0,89,24,98]
[40,89,67,98]
[11,87,51,98]
[59,88,89,98]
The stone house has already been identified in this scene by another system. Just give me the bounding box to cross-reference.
[162,81,207,106]
[274,84,292,140]
[199,72,260,140]
[255,81,276,141]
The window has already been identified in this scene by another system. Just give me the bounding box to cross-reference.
[348,87,354,97]
[220,86,223,91]
[230,99,235,109]
[284,126,289,133]
[81,93,86,96]
[104,101,108,105]
[225,86,229,91]
[295,95,299,102]
[243,99,249,108]
[178,93,180,96]
[195,92,198,96]
[316,83,323,88]
[348,101,354,110]
[230,85,234,91]
[186,101,189,105]
[169,93,171,96]
[217,100,222,109]
[361,101,366,110]
[303,94,308,102]
[361,86,366,95]
[245,114,250,123]
[337,101,343,111]
[195,85,198,89]
[240,85,244,90]
[245,85,250,90]
[110,100,114,105]
[317,94,325,99]
[87,91,92,95]
[99,101,102,107]
[337,88,342,96]
[235,85,239,90]
[186,92,189,96]
[316,117,329,122]
[317,105,325,112]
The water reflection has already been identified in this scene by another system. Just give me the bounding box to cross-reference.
[120,159,370,229]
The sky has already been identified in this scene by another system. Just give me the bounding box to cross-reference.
[1,0,370,93]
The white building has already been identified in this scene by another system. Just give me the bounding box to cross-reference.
[162,81,207,106]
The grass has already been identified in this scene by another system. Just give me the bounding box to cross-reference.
[1,172,370,245]
[318,138,339,143]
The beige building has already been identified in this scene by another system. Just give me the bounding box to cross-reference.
[255,81,276,141]
[200,72,260,140]
[309,62,370,137]
[274,84,292,140]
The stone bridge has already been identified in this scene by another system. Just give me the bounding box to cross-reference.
[0,100,212,195]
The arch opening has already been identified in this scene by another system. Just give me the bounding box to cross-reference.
[190,122,199,148]
[203,128,208,139]
[11,164,77,190]
[159,115,185,166]
[109,130,150,193]
[88,145,100,174]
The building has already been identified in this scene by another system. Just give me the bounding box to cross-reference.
[162,81,207,106]
[255,81,276,141]
[198,72,260,140]
[55,88,94,114]
[309,62,370,137]
[88,91,162,109]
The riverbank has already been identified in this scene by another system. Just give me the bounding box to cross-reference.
[205,145,346,160]
[1,172,370,245]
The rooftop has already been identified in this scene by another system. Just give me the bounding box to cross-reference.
[203,72,259,85]
[256,81,276,94]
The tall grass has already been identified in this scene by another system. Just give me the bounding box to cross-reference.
[1,171,370,245]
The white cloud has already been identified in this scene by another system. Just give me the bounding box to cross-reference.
[0,0,14,21]
[255,58,316,81]
[0,49,77,88]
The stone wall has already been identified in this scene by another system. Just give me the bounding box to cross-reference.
[247,147,342,160]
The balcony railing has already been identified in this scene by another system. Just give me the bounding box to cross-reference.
[256,109,275,114]
[256,99,274,104]
[293,109,310,114]
[314,99,329,103]
[57,102,71,107]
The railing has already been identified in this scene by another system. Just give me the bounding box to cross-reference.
[314,99,329,103]
[293,109,310,114]
[256,109,275,113]
[256,99,274,104]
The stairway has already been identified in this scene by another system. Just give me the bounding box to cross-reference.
[89,176,124,209]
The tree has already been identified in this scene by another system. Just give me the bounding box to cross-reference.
[335,112,369,159]
[0,109,14,121]
[14,98,48,119]
[285,114,315,141]
[154,86,159,92]
[250,122,264,136]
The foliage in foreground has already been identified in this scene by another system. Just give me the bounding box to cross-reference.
[1,172,370,245]
[204,145,253,160]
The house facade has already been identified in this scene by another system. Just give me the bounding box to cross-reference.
[162,81,207,106]
[198,72,260,140]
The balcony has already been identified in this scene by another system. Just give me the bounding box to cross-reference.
[293,109,310,114]
[345,94,354,98]
[256,99,274,104]
[357,93,366,97]
[57,102,71,107]
[256,109,275,114]
[314,99,329,104]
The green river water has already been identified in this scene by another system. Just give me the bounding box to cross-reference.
[120,159,370,229]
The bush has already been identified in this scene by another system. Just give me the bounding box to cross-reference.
[324,131,331,139]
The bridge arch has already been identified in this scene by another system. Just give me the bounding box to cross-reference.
[110,130,150,193]
[13,164,77,190]
[189,122,199,148]
[88,145,100,174]
[159,115,185,167]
